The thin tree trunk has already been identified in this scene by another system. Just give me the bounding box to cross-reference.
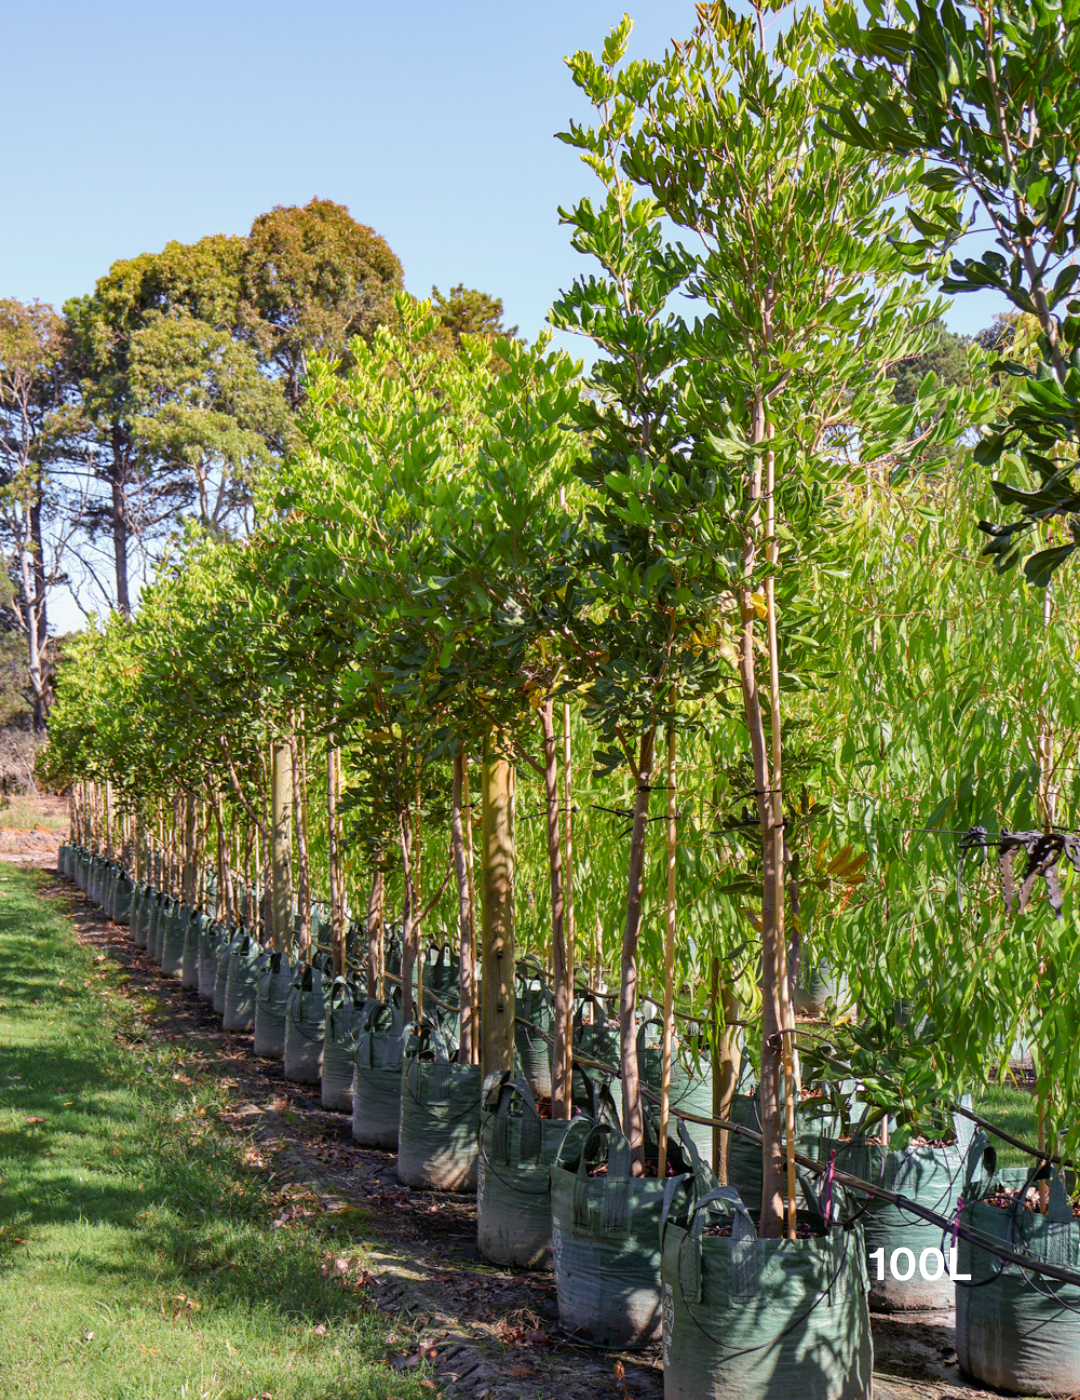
[182,794,197,906]
[110,444,131,617]
[481,734,515,1078]
[739,391,787,1239]
[563,701,575,1082]
[289,719,311,957]
[451,751,477,1067]
[463,757,479,1062]
[658,721,677,1176]
[621,729,655,1174]
[327,744,345,976]
[540,700,571,1118]
[271,742,293,954]
[398,813,417,1024]
[366,865,384,1000]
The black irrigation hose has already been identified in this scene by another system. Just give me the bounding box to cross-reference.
[676,1211,856,1361]
[514,1014,1080,1291]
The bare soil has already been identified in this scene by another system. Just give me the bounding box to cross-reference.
[39,867,1034,1400]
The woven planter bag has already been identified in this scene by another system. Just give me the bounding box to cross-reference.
[128,884,145,942]
[549,1123,671,1349]
[956,1161,1080,1396]
[214,928,244,1015]
[253,950,293,1059]
[149,895,172,964]
[638,1019,715,1164]
[838,1106,977,1312]
[197,916,221,1001]
[398,1024,481,1193]
[222,932,262,1031]
[793,957,851,1015]
[160,902,191,981]
[514,962,554,1099]
[352,1000,405,1148]
[283,963,326,1084]
[659,1180,872,1400]
[134,887,155,949]
[478,1073,584,1270]
[322,977,365,1112]
[180,910,201,989]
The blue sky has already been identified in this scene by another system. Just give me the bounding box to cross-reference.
[4,1,1004,630]
[5,0,1002,343]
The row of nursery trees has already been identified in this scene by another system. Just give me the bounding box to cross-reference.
[43,0,1080,1247]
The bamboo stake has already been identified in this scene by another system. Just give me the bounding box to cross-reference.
[658,720,678,1177]
[463,757,478,1062]
[563,701,575,1093]
[327,742,344,976]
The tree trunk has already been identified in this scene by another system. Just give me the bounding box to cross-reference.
[621,728,655,1174]
[540,700,571,1118]
[481,734,515,1079]
[711,959,743,1186]
[327,744,345,976]
[181,794,197,906]
[451,751,477,1067]
[271,743,293,954]
[289,720,312,956]
[398,813,417,1024]
[366,864,384,1000]
[110,442,132,617]
[658,721,678,1176]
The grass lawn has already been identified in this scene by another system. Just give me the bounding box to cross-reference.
[0,866,428,1400]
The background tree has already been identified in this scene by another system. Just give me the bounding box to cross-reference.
[0,299,82,729]
[240,198,404,410]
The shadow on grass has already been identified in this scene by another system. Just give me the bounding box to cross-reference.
[0,877,377,1331]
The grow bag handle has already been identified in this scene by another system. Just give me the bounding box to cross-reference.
[491,1073,543,1166]
[573,989,610,1027]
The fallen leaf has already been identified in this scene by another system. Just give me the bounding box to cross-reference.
[25,1117,45,1125]
[313,1324,327,1336]
[83,1330,94,1342]
[526,1329,547,1344]
[613,1361,625,1381]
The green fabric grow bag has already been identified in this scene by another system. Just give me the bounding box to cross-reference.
[725,1087,845,1217]
[214,928,243,1014]
[837,1110,976,1311]
[222,932,262,1031]
[128,884,145,941]
[57,844,70,879]
[398,1024,481,1192]
[549,1123,670,1348]
[284,963,325,1083]
[573,991,620,1081]
[105,866,120,920]
[134,887,155,949]
[793,957,850,1015]
[77,849,90,892]
[160,901,190,980]
[196,916,220,1001]
[253,950,292,1059]
[478,1073,583,1270]
[113,873,134,926]
[352,1000,405,1148]
[88,856,102,904]
[322,977,364,1112]
[956,1166,1080,1396]
[148,895,170,963]
[659,1182,873,1399]
[514,962,554,1099]
[638,1018,714,1163]
[181,910,201,989]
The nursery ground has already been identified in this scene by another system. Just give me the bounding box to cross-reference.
[1,864,1052,1400]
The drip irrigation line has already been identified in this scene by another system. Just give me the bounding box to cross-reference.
[513,1014,1080,1289]
[952,1104,1076,1172]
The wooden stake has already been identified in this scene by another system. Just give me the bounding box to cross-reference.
[271,742,294,954]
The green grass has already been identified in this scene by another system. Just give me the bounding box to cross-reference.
[0,867,428,1400]
[972,1082,1044,1170]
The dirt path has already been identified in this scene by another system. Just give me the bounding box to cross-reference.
[43,869,1025,1400]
